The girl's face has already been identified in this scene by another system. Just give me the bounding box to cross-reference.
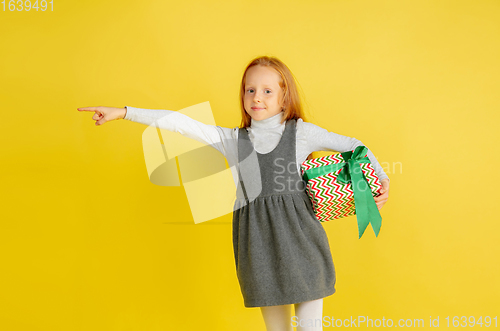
[244,65,284,122]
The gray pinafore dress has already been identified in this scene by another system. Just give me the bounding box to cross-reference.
[232,118,336,308]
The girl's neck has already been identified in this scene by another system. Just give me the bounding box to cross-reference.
[250,111,285,129]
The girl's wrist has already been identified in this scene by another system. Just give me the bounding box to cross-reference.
[121,107,127,119]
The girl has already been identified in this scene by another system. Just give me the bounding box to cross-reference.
[78,56,390,331]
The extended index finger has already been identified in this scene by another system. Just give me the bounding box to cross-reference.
[77,107,99,112]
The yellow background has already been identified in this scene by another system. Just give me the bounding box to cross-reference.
[1,0,499,330]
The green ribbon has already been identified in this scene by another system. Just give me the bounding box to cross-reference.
[302,145,382,239]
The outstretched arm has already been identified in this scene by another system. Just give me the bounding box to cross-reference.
[123,106,238,157]
[78,105,236,157]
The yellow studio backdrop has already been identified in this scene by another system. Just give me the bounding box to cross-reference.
[0,0,499,330]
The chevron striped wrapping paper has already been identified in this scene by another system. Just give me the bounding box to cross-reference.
[300,148,383,238]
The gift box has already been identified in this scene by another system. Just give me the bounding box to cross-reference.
[300,145,383,238]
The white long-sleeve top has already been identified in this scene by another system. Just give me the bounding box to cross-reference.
[124,106,390,184]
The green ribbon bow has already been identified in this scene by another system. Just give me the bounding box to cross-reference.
[302,145,382,239]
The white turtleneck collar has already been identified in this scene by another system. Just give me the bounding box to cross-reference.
[250,111,285,129]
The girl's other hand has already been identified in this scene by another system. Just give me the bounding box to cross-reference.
[77,106,127,126]
[374,178,390,210]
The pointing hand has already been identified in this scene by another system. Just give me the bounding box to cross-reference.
[77,106,127,126]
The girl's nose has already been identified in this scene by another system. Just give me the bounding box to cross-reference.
[253,92,262,102]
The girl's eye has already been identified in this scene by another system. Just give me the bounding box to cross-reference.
[247,89,271,94]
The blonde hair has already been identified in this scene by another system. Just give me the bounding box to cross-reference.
[238,56,308,128]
